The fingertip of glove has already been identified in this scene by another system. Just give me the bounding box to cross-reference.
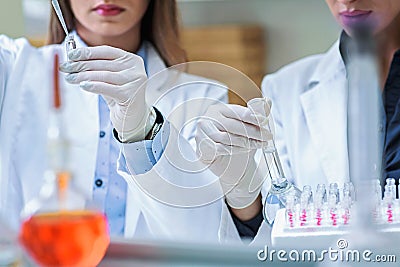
[250,113,269,126]
[250,139,268,149]
[80,81,93,90]
[68,49,82,60]
[65,73,77,83]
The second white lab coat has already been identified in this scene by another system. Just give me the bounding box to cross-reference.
[0,34,240,242]
[263,39,349,189]
[218,38,352,244]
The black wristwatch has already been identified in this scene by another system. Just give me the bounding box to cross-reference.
[145,107,164,140]
[113,107,164,142]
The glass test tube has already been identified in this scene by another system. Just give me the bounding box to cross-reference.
[286,194,296,228]
[247,98,301,225]
[66,35,76,61]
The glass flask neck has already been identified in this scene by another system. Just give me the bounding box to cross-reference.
[270,179,291,194]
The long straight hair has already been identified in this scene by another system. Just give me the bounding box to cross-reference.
[47,0,187,66]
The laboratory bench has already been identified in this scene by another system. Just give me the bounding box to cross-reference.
[100,238,313,267]
[4,232,400,267]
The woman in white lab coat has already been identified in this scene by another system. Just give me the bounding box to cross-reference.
[0,0,236,242]
[197,0,400,242]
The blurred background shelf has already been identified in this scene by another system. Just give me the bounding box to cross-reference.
[181,24,265,105]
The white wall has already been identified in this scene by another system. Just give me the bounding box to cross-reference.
[178,0,341,73]
[0,0,24,38]
[23,0,50,38]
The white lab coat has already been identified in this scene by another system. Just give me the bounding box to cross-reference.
[0,34,240,242]
[263,39,349,189]
[219,39,351,244]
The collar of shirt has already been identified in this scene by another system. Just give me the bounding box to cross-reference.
[339,30,400,74]
[338,31,351,66]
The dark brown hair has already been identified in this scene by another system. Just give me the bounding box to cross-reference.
[47,0,187,66]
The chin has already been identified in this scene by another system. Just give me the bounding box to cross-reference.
[94,27,132,37]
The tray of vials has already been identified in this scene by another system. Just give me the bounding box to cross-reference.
[271,179,400,248]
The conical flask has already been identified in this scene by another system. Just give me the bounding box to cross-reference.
[18,54,110,267]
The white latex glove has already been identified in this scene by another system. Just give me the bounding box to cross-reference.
[195,102,272,209]
[60,46,155,142]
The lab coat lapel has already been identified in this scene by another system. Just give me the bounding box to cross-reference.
[0,41,35,218]
[60,78,99,197]
[300,42,350,186]
[146,42,167,78]
[145,43,168,93]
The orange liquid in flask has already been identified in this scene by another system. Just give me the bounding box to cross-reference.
[19,211,109,267]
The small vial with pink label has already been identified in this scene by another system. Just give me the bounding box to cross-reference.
[299,192,310,227]
[371,179,382,222]
[314,192,324,226]
[383,190,394,224]
[340,190,351,225]
[328,194,338,226]
[285,194,296,228]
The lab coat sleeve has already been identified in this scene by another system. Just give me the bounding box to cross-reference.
[0,35,19,111]
[123,82,228,174]
[0,36,28,221]
[0,53,7,113]
[248,181,273,246]
[115,82,240,242]
[216,148,273,245]
[149,79,229,152]
[118,121,241,242]
[184,83,229,149]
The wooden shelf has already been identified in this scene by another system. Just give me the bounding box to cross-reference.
[181,24,266,105]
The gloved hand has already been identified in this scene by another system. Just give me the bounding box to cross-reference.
[60,45,155,142]
[195,101,272,209]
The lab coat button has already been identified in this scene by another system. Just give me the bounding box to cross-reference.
[99,131,106,138]
[95,179,103,187]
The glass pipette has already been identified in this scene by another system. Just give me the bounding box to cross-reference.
[51,0,76,57]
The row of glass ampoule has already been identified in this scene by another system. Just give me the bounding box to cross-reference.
[284,178,399,228]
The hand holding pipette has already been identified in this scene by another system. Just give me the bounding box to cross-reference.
[60,45,155,142]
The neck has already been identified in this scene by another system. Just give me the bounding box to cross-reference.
[376,15,400,89]
[75,23,142,53]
